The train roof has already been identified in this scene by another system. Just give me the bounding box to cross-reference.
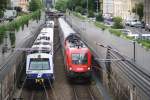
[35,39,51,43]
[58,17,76,39]
[66,34,87,48]
[41,27,53,33]
[27,53,52,59]
[46,20,54,27]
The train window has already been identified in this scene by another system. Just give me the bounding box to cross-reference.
[72,53,88,65]
[42,42,50,45]
[29,58,50,70]
[34,42,40,45]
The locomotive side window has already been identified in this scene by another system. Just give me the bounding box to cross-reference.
[72,53,88,65]
[29,58,50,70]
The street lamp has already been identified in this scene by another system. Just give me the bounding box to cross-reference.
[132,40,136,62]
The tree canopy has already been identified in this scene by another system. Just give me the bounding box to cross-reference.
[55,0,99,14]
[55,0,68,12]
[132,3,144,21]
[29,0,43,12]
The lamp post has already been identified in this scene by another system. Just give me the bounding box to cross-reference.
[132,40,136,62]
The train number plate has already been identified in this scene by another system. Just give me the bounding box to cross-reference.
[77,68,83,71]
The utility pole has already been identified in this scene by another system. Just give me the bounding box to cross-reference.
[87,0,89,15]
[133,40,136,62]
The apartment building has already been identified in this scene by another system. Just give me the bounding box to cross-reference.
[144,0,150,24]
[103,0,132,20]
[113,0,132,20]
[103,0,114,18]
[19,0,28,11]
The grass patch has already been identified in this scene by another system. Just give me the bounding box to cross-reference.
[137,39,150,49]
[109,29,122,37]
[94,21,108,30]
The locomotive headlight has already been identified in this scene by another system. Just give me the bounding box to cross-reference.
[69,67,72,70]
[88,67,90,70]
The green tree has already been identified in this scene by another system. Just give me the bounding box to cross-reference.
[112,17,124,29]
[55,0,68,11]
[29,0,42,12]
[66,0,96,14]
[75,6,82,13]
[132,3,144,21]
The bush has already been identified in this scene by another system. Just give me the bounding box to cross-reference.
[96,13,103,22]
[112,17,124,29]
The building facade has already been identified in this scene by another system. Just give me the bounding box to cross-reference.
[19,0,28,11]
[11,0,28,11]
[102,0,132,20]
[113,0,132,20]
[144,0,150,24]
[103,0,114,18]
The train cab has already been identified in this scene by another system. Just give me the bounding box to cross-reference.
[65,36,92,78]
[26,53,54,86]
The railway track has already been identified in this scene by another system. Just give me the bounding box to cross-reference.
[109,50,150,96]
[72,85,96,100]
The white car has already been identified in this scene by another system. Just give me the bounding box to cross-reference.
[130,20,141,27]
[120,29,139,39]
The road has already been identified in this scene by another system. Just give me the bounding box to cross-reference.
[66,14,150,75]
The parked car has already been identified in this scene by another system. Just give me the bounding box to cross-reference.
[121,29,132,35]
[125,20,132,26]
[4,9,17,21]
[129,20,138,27]
[145,23,150,31]
[120,29,139,39]
[134,21,144,28]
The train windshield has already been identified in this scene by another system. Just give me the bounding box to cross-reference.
[72,53,88,65]
[29,58,50,70]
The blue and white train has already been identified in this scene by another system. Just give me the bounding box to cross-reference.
[25,21,54,86]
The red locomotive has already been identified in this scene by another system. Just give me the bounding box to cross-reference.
[58,18,92,78]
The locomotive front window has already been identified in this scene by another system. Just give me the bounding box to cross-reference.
[29,58,50,70]
[72,53,88,65]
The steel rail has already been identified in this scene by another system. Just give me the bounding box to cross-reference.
[109,51,150,96]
